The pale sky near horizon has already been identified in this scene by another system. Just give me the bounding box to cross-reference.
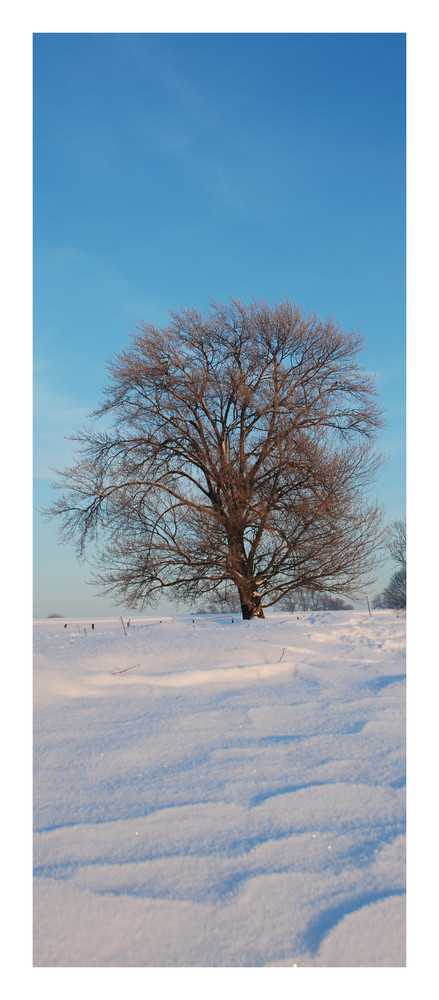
[33,30,406,618]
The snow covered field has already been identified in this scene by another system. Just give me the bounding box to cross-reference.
[33,611,405,968]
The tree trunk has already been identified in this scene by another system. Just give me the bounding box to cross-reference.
[238,589,265,620]
[227,530,265,620]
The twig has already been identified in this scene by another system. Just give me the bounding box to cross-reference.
[120,615,127,636]
[111,663,140,675]
[277,647,286,662]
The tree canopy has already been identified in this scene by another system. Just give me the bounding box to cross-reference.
[47,297,385,618]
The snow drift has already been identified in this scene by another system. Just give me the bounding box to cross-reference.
[33,611,405,967]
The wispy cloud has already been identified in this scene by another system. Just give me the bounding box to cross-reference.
[34,365,91,479]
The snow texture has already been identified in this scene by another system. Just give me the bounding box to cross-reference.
[33,611,405,967]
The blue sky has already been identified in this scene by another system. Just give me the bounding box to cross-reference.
[33,32,406,618]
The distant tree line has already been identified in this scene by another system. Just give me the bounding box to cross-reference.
[279,589,353,612]
[197,586,352,614]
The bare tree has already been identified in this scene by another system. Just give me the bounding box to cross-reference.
[46,297,385,619]
[373,518,406,609]
[387,518,406,571]
[372,568,406,610]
